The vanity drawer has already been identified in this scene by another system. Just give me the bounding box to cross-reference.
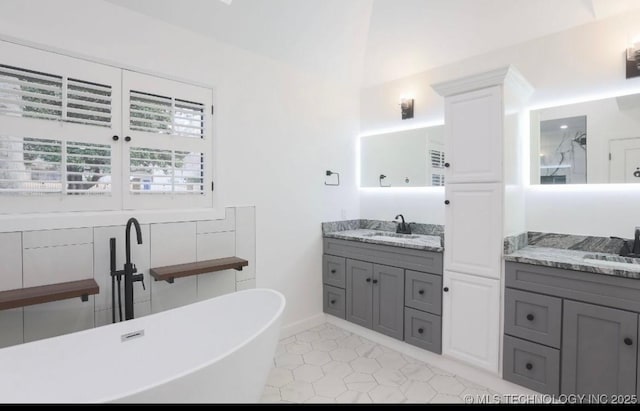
[405,270,442,315]
[505,288,562,348]
[503,335,560,395]
[323,285,346,319]
[404,307,441,354]
[323,255,346,288]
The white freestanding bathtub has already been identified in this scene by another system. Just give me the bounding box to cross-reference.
[0,288,285,403]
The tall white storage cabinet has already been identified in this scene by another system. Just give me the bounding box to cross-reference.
[433,67,533,373]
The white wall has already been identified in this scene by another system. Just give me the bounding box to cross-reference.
[0,0,360,332]
[360,9,640,236]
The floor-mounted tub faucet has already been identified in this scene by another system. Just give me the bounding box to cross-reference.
[110,218,145,323]
[124,218,145,321]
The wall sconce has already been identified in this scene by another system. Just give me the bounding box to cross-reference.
[626,42,640,79]
[324,170,340,186]
[400,98,414,120]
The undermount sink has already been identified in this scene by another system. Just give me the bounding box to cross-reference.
[582,254,640,271]
[362,231,420,239]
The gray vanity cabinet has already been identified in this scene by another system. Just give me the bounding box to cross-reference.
[346,259,374,329]
[324,237,443,346]
[345,260,404,339]
[372,264,404,340]
[504,261,640,397]
[561,300,638,396]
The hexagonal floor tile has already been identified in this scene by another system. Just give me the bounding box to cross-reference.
[266,367,294,388]
[260,385,282,403]
[336,391,373,404]
[279,336,296,345]
[336,335,363,349]
[429,375,466,395]
[430,393,464,404]
[350,357,381,374]
[355,343,384,359]
[330,347,358,362]
[280,381,315,403]
[429,365,455,376]
[322,361,353,378]
[373,368,407,387]
[303,350,332,366]
[400,363,434,382]
[368,385,406,403]
[313,376,348,398]
[293,364,324,383]
[375,352,407,370]
[286,341,312,355]
[402,381,437,403]
[296,330,321,343]
[344,372,377,393]
[319,327,350,341]
[305,396,335,403]
[275,353,304,370]
[312,339,338,352]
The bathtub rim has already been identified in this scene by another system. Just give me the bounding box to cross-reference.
[101,287,286,403]
[0,288,286,403]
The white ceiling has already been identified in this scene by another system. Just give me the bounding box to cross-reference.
[105,0,640,87]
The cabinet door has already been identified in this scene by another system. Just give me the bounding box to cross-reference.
[444,183,502,279]
[346,259,373,329]
[442,271,500,372]
[372,264,404,340]
[444,86,502,183]
[561,300,638,395]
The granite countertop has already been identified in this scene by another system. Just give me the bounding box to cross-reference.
[324,229,443,252]
[505,246,640,280]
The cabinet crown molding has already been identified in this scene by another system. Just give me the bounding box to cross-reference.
[431,65,533,100]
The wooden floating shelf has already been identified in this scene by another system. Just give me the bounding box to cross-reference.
[150,257,249,284]
[0,279,99,311]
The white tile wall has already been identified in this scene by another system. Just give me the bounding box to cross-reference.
[235,206,256,282]
[150,277,198,313]
[1,207,257,346]
[196,231,237,300]
[93,225,151,311]
[23,297,95,342]
[197,207,235,234]
[94,300,152,327]
[23,243,94,287]
[197,271,236,301]
[150,221,198,313]
[150,222,197,267]
[236,278,257,291]
[0,232,22,292]
[196,231,236,260]
[23,227,92,248]
[0,309,23,348]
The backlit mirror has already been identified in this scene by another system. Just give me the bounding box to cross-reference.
[531,93,640,184]
[360,125,445,187]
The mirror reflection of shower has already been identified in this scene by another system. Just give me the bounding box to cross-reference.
[539,116,587,184]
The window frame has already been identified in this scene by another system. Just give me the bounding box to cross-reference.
[0,40,217,215]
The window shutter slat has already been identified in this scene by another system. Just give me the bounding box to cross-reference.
[129,90,204,139]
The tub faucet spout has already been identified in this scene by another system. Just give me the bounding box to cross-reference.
[124,218,145,321]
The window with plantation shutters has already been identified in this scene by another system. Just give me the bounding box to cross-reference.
[429,149,445,187]
[122,70,212,210]
[0,40,214,213]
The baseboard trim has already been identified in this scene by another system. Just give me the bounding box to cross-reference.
[325,315,537,396]
[279,312,326,339]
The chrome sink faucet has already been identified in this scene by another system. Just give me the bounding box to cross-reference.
[394,214,412,234]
